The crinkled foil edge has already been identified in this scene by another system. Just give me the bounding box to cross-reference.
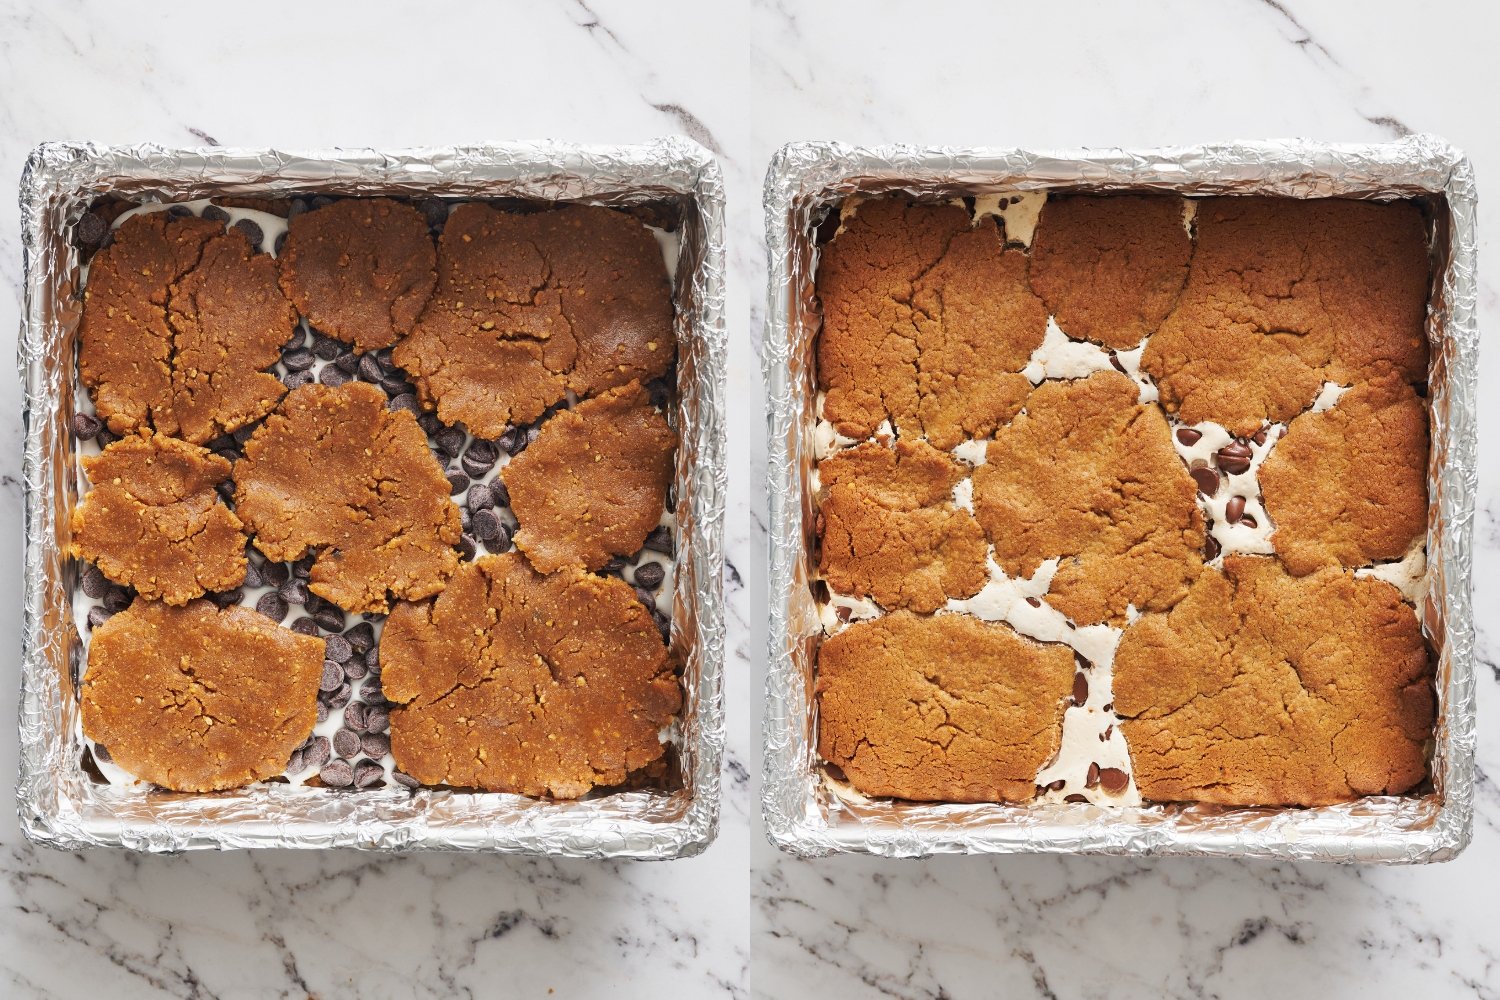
[760,136,1477,862]
[18,139,727,857]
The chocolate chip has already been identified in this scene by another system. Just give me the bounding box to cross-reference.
[361,732,390,758]
[1175,427,1202,446]
[389,393,420,416]
[284,327,307,350]
[393,770,420,789]
[233,218,264,248]
[290,616,319,636]
[422,199,449,230]
[208,588,243,609]
[652,609,671,642]
[1099,767,1130,793]
[643,526,674,556]
[353,759,385,788]
[1241,514,1258,529]
[282,348,315,372]
[1414,381,1429,398]
[488,523,512,552]
[311,332,343,361]
[324,633,353,663]
[215,480,236,504]
[365,705,390,733]
[303,735,331,769]
[1205,535,1222,561]
[1190,467,1220,496]
[287,199,310,220]
[316,701,329,723]
[253,592,286,621]
[1025,596,1041,608]
[353,353,382,383]
[634,561,666,590]
[465,439,499,467]
[1074,653,1092,671]
[292,556,314,580]
[473,508,502,542]
[1073,673,1089,705]
[496,427,522,455]
[283,371,314,390]
[325,681,353,709]
[445,471,470,496]
[1109,353,1126,373]
[95,428,119,447]
[102,586,133,612]
[342,657,368,680]
[1046,778,1067,792]
[458,534,478,560]
[285,749,304,774]
[86,607,113,629]
[466,483,494,512]
[600,556,628,577]
[262,561,290,586]
[201,205,230,224]
[489,479,510,508]
[1101,725,1114,742]
[1225,496,1246,524]
[344,621,376,654]
[243,563,265,592]
[1064,793,1089,804]
[365,645,380,669]
[274,232,287,255]
[1086,762,1101,788]
[1217,441,1253,476]
[320,759,355,788]
[279,579,309,605]
[1252,427,1268,447]
[635,586,657,609]
[81,563,110,599]
[333,728,361,759]
[418,413,442,436]
[311,195,336,210]
[75,211,108,248]
[167,205,194,218]
[72,412,102,441]
[334,351,360,375]
[646,377,672,411]
[309,609,341,636]
[320,660,344,692]
[434,427,465,458]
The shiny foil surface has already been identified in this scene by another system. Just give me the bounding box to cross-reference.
[761,136,1477,862]
[18,139,726,858]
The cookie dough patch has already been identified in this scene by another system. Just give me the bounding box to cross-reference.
[816,611,1074,802]
[80,212,296,444]
[81,600,324,792]
[1142,196,1430,434]
[70,432,247,605]
[503,381,676,573]
[1261,370,1428,575]
[817,198,1047,450]
[1113,555,1433,806]
[817,440,986,613]
[234,382,461,614]
[278,198,437,353]
[393,204,674,438]
[971,371,1205,625]
[381,554,680,797]
[1027,194,1192,350]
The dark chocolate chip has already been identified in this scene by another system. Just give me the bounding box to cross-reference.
[1205,534,1222,561]
[167,205,194,218]
[495,427,521,455]
[325,681,353,710]
[361,732,390,758]
[319,660,344,692]
[287,199,310,220]
[316,701,329,723]
[262,561,289,586]
[393,770,420,789]
[1109,353,1126,373]
[86,607,113,629]
[292,556,314,579]
[208,588,243,609]
[282,348,315,372]
[313,605,345,632]
[1241,514,1258,529]
[418,413,442,436]
[320,759,354,788]
[357,353,384,383]
[1086,762,1101,788]
[1074,653,1092,671]
[465,439,499,468]
[1252,427,1268,447]
[466,483,494,511]
[1045,778,1067,792]
[290,616,319,636]
[1073,673,1088,706]
[353,759,385,788]
[274,232,287,255]
[96,428,120,447]
[311,332,343,361]
[1414,381,1429,398]
[388,393,420,415]
[1175,427,1202,446]
[489,479,510,508]
[600,556,628,577]
[283,371,314,390]
[103,586,133,612]
[342,657,367,680]
[285,748,304,774]
[333,728,361,759]
[634,586,657,609]
[215,480,236,504]
[279,579,309,605]
[422,199,449,230]
[434,427,465,458]
[72,413,102,441]
[473,508,502,542]
[1225,496,1246,524]
[201,205,230,224]
[1217,441,1253,476]
[652,609,671,642]
[1025,596,1041,608]
[233,218,264,248]
[1099,767,1130,793]
[488,523,512,552]
[284,327,307,350]
[458,534,478,560]
[643,526,674,555]
[365,705,390,733]
[81,563,110,599]
[311,195,335,210]
[633,561,666,590]
[446,471,470,495]
[334,351,360,376]
[344,621,376,654]
[1190,467,1220,496]
[75,212,108,248]
[324,633,353,664]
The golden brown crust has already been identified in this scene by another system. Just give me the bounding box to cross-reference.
[1027,194,1192,350]
[1141,197,1430,435]
[233,382,461,614]
[80,213,295,444]
[381,554,680,797]
[816,612,1074,802]
[971,371,1205,625]
[1260,370,1428,575]
[817,198,1046,450]
[69,432,246,605]
[81,600,324,792]
[1113,556,1433,806]
[278,198,437,353]
[817,440,986,613]
[393,204,674,438]
[503,381,677,573]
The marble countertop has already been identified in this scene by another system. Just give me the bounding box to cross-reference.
[0,0,1494,997]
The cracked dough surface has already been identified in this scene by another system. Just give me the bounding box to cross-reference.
[381,553,680,797]
[70,432,246,605]
[1113,555,1433,806]
[393,203,674,438]
[817,440,986,613]
[81,599,324,792]
[1141,196,1430,435]
[817,198,1047,450]
[816,611,1074,802]
[1027,193,1192,350]
[278,197,437,353]
[972,370,1205,626]
[80,212,295,444]
[234,382,461,614]
[503,381,677,573]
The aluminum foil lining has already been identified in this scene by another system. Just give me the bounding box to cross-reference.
[18,139,727,858]
[761,136,1477,863]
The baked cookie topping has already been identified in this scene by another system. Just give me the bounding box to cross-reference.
[818,440,986,613]
[1113,555,1433,806]
[234,382,461,614]
[80,211,296,444]
[503,381,676,573]
[393,204,674,438]
[817,611,1074,802]
[278,198,437,353]
[381,554,680,797]
[70,432,246,605]
[81,599,324,792]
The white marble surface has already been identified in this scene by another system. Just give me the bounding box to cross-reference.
[748,2,1500,999]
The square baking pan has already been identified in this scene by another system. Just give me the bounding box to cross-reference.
[761,136,1477,862]
[19,138,726,857]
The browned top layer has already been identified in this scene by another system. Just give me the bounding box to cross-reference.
[816,611,1074,803]
[1141,196,1430,435]
[817,440,986,613]
[1261,370,1428,575]
[1113,555,1434,807]
[80,212,295,444]
[381,553,681,797]
[81,599,324,792]
[234,382,461,614]
[278,198,437,353]
[503,381,677,573]
[393,204,674,438]
[816,198,1047,450]
[971,371,1205,626]
[1027,194,1192,350]
[70,432,246,605]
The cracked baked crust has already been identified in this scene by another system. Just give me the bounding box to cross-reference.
[234,382,461,614]
[1141,196,1430,435]
[503,381,677,574]
[81,599,324,792]
[971,370,1205,626]
[393,203,674,438]
[1260,369,1428,576]
[1027,193,1192,350]
[816,198,1047,450]
[816,611,1074,802]
[1113,555,1433,806]
[80,212,296,444]
[817,440,986,613]
[70,432,246,605]
[278,198,437,353]
[381,554,680,797]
